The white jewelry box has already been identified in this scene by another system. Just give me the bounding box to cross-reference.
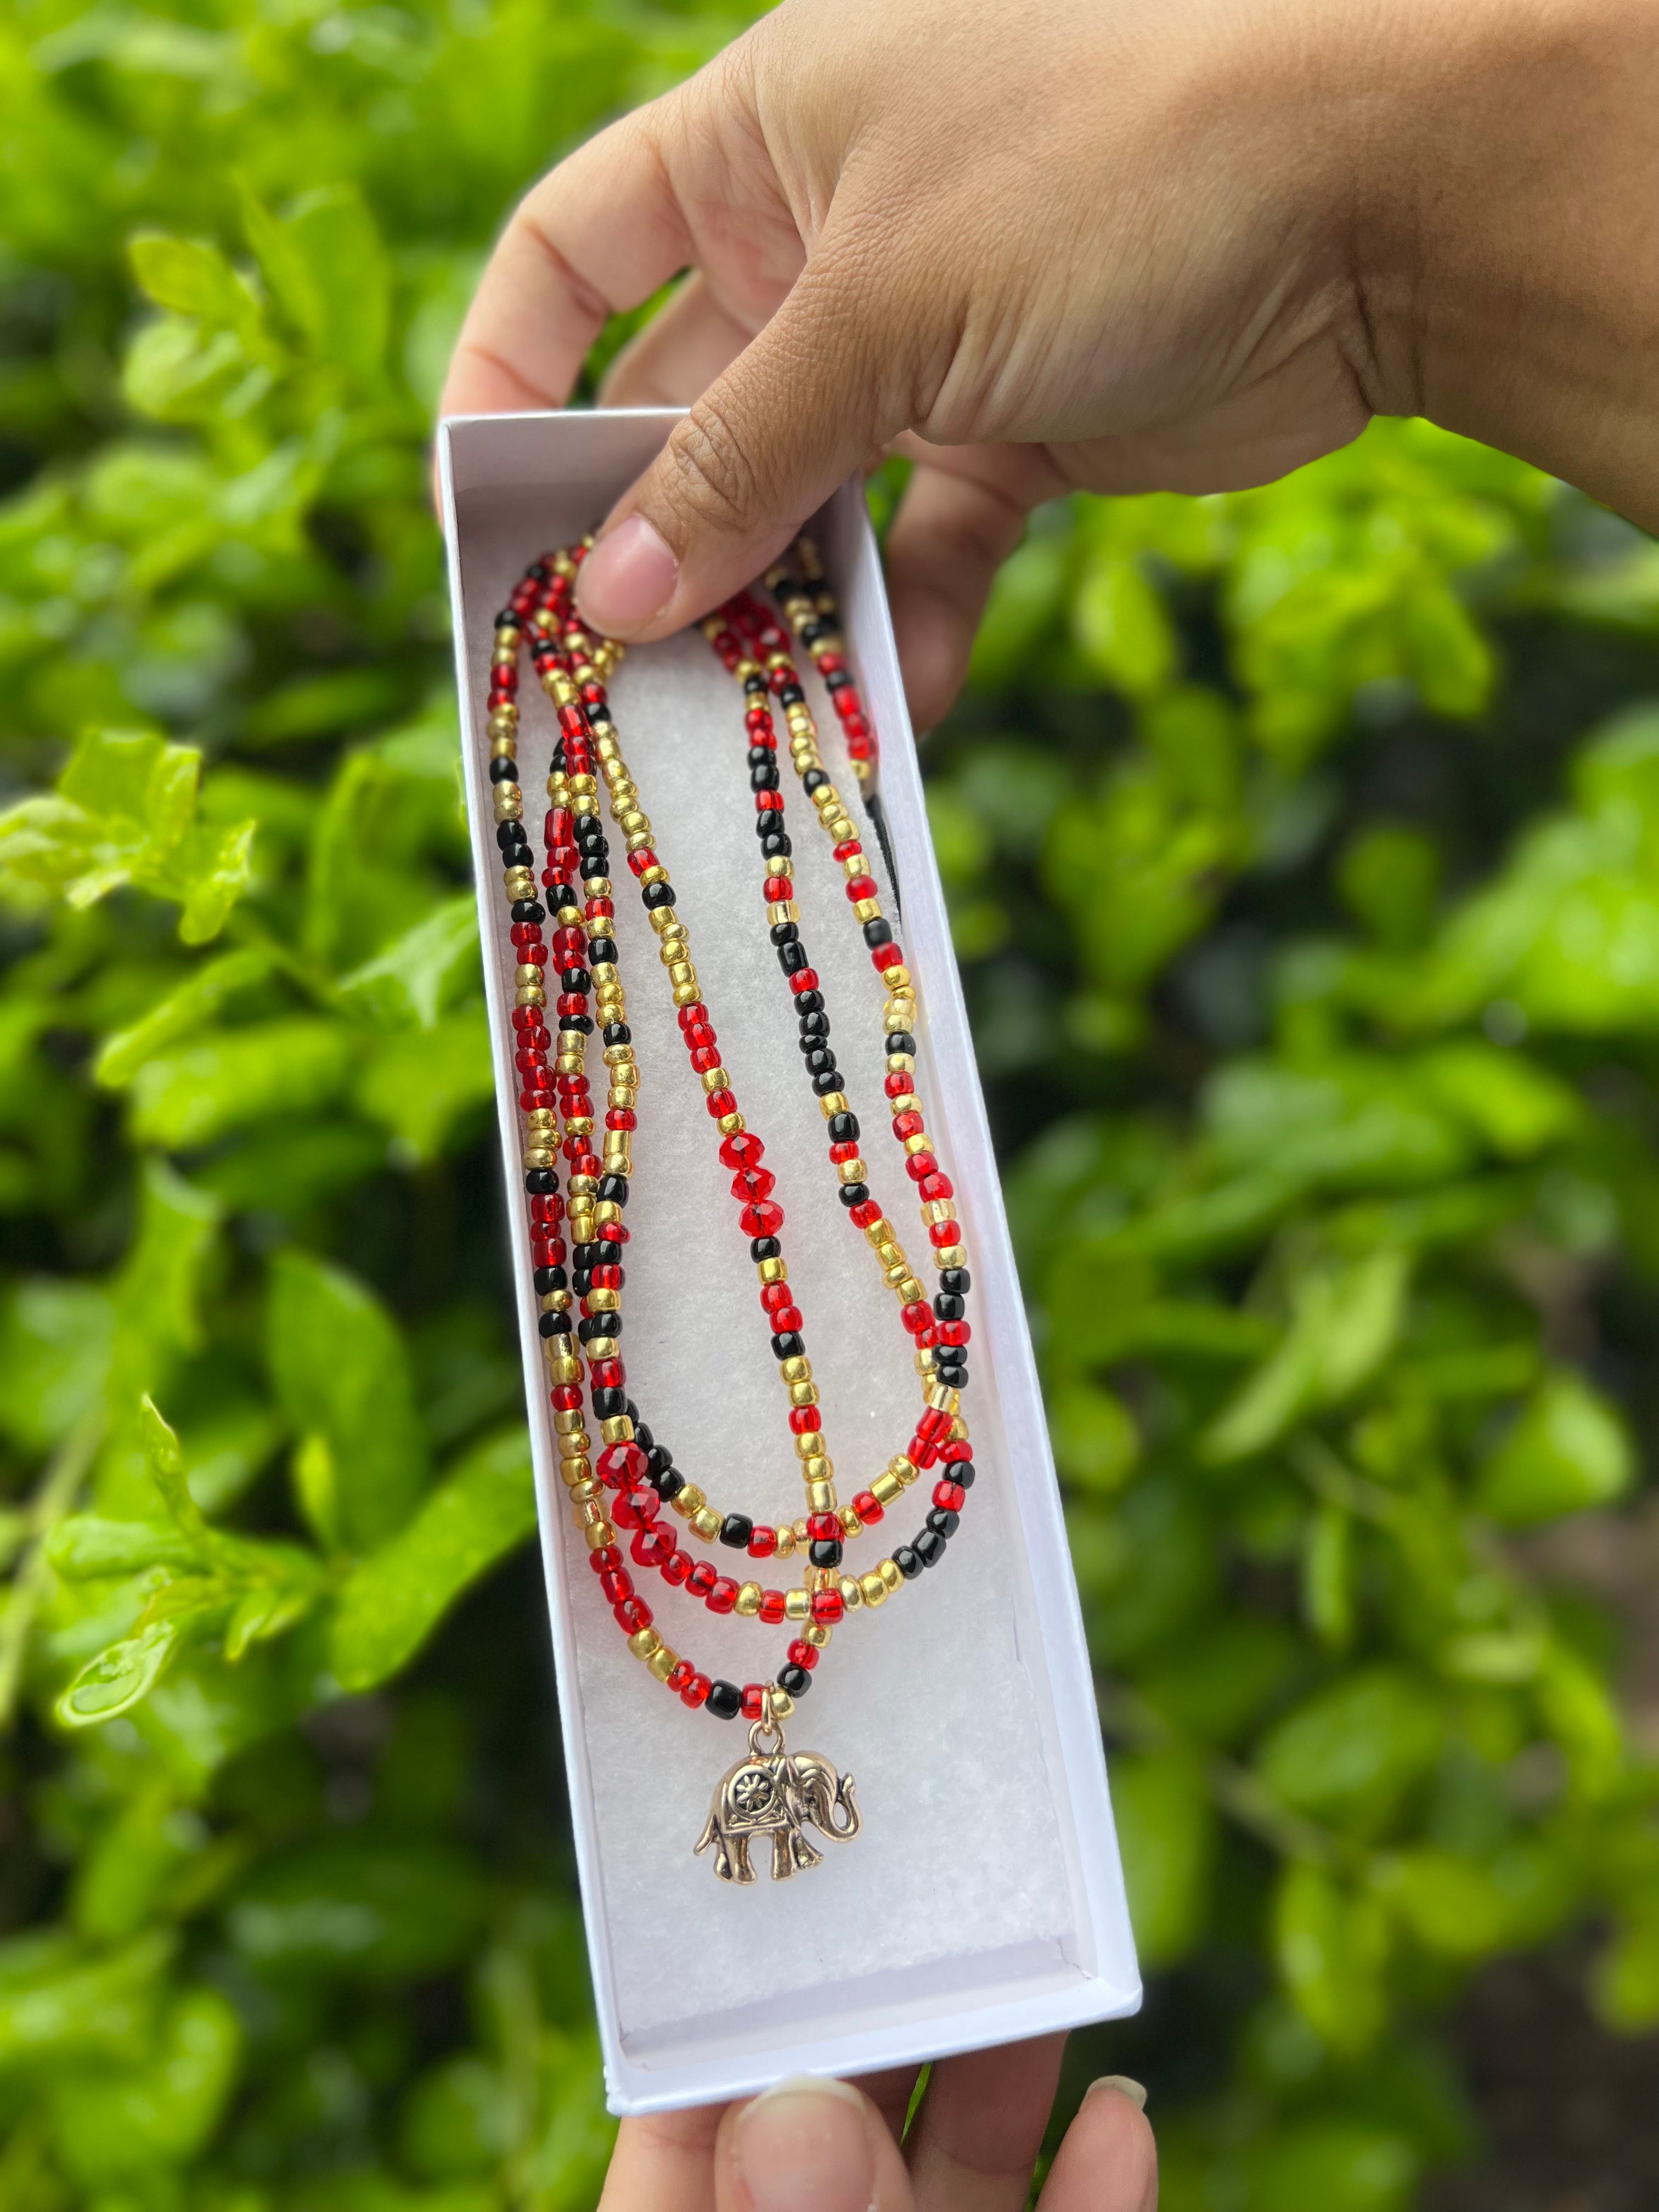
[438,408,1139,2115]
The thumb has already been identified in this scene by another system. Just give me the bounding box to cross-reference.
[575,248,909,640]
[713,2074,915,2212]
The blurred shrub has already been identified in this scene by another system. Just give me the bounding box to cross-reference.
[1,2,1657,2208]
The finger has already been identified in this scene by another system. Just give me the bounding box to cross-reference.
[904,2033,1065,2212]
[1037,2078,1157,2212]
[599,272,770,409]
[714,2076,916,2212]
[598,2100,727,2212]
[573,227,917,641]
[883,442,1067,730]
[441,106,694,419]
[854,2061,925,2147]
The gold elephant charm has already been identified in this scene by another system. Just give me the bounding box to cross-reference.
[695,1720,861,1882]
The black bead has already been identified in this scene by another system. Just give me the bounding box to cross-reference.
[837,1183,870,1209]
[798,1009,830,1040]
[586,935,617,965]
[588,703,612,727]
[533,1265,567,1295]
[596,1227,624,1255]
[778,1663,811,1697]
[939,1267,971,1296]
[560,966,591,993]
[825,669,853,692]
[537,1311,567,1338]
[803,768,828,794]
[952,1461,975,1488]
[770,920,800,947]
[770,1330,805,1360]
[641,881,675,909]
[828,1111,859,1143]
[558,1012,593,1034]
[934,1292,966,1322]
[488,755,519,783]
[894,1544,923,1579]
[494,606,518,628]
[887,1030,917,1057]
[750,762,780,792]
[862,917,893,949]
[744,672,768,694]
[602,1022,631,1046]
[719,1513,754,1550]
[578,1313,619,1342]
[778,682,805,707]
[751,1235,781,1262]
[549,882,577,911]
[793,988,824,1016]
[645,1441,672,1479]
[777,940,808,975]
[800,618,828,645]
[706,1679,743,1720]
[927,1506,960,1539]
[809,1537,843,1570]
[581,857,608,882]
[657,1466,685,1504]
[633,1421,653,1452]
[495,821,523,850]
[747,744,775,770]
[935,1361,967,1387]
[810,1068,843,1097]
[572,1243,600,1271]
[759,830,792,860]
[571,1269,592,1297]
[804,1046,837,1081]
[914,1527,947,1566]
[510,899,545,924]
[597,1174,629,1205]
[527,561,551,582]
[524,1168,556,1195]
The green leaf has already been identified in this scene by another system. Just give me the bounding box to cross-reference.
[1242,2118,1417,2212]
[354,1008,494,1164]
[330,1427,536,1692]
[1474,1370,1633,1527]
[128,1019,353,1147]
[1206,1250,1409,1462]
[0,1931,172,2064]
[47,1984,242,2183]
[245,184,391,381]
[128,234,265,346]
[267,1251,428,1551]
[1109,1748,1216,1969]
[1256,1666,1444,1836]
[1304,1499,1354,1650]
[56,1619,183,1728]
[95,947,276,1087]
[1048,1383,1141,1494]
[1274,1860,1391,2054]
[1071,552,1177,696]
[227,1839,486,1980]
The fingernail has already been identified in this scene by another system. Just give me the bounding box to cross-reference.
[733,2075,876,2212]
[1086,2073,1148,2111]
[574,513,678,634]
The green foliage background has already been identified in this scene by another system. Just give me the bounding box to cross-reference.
[2,1,1658,2206]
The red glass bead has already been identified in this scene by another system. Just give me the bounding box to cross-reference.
[706,1088,737,1118]
[911,1436,940,1469]
[901,1301,933,1336]
[661,1550,691,1587]
[588,1545,620,1576]
[591,1264,622,1290]
[610,1485,657,1530]
[732,1166,776,1201]
[938,1319,970,1346]
[627,848,658,877]
[686,1560,717,1599]
[681,1672,712,1709]
[788,969,819,995]
[720,1131,764,1168]
[600,1567,631,1604]
[583,896,614,919]
[631,1524,678,1571]
[741,1684,765,1722]
[846,875,877,902]
[852,1490,883,1524]
[614,1595,651,1634]
[811,1587,845,1626]
[787,1638,819,1672]
[832,838,862,862]
[917,1407,951,1440]
[885,1071,912,1098]
[934,1479,967,1513]
[666,1660,693,1694]
[748,1525,777,1558]
[941,1438,973,1464]
[873,943,904,970]
[606,1108,637,1132]
[590,1358,624,1389]
[892,1110,924,1140]
[828,1141,860,1164]
[849,1199,883,1229]
[787,1406,822,1434]
[760,1281,793,1315]
[763,877,792,903]
[596,1441,649,1489]
[808,1512,839,1542]
[928,1221,960,1248]
[691,1045,721,1073]
[706,1577,738,1615]
[905,1152,937,1183]
[741,1199,784,1237]
[745,706,772,733]
[759,1588,786,1623]
[919,1171,954,1203]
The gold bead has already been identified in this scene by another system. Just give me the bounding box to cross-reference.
[860,1571,887,1608]
[805,1477,836,1512]
[774,1525,797,1559]
[787,1380,819,1407]
[552,1408,585,1436]
[817,1092,848,1119]
[735,1583,763,1617]
[780,1356,812,1384]
[802,1457,832,1489]
[784,1589,811,1621]
[871,1470,903,1506]
[576,1498,607,1528]
[838,1576,863,1610]
[839,1505,861,1536]
[673,1484,706,1518]
[599,1413,633,1442]
[769,1688,795,1720]
[627,1627,662,1661]
[804,1622,831,1649]
[758,1256,788,1284]
[514,985,546,1008]
[584,1520,615,1550]
[879,1558,903,1594]
[647,1645,678,1682]
[693,1506,721,1542]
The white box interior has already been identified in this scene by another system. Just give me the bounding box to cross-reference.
[440,410,1139,2113]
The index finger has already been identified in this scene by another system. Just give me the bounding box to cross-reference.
[597,2101,727,2212]
[441,107,693,418]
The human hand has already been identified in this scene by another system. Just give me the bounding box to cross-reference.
[443,0,1659,726]
[596,2036,1155,2212]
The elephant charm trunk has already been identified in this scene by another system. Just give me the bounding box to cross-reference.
[695,1723,861,1883]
